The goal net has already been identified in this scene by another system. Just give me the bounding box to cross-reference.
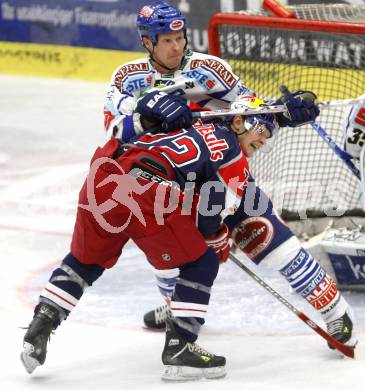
[208,4,365,224]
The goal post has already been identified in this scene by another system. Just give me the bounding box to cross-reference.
[263,0,365,23]
[208,11,365,221]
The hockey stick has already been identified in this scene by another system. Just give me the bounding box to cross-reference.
[191,98,365,120]
[192,104,287,119]
[310,121,361,180]
[319,97,365,108]
[229,252,355,358]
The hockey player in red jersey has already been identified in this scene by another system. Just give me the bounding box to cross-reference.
[20,101,277,381]
[21,96,356,379]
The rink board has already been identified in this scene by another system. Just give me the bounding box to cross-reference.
[0,41,144,81]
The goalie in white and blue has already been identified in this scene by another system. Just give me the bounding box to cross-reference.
[343,95,365,206]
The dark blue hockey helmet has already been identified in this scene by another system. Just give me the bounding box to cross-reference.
[136,1,187,46]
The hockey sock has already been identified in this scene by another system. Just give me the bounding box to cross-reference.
[279,248,348,321]
[154,268,179,303]
[170,248,219,342]
[39,253,105,321]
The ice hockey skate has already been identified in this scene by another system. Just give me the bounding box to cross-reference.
[20,302,60,374]
[143,304,169,330]
[326,311,358,351]
[161,318,226,381]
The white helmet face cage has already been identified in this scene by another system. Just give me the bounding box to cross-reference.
[243,113,278,154]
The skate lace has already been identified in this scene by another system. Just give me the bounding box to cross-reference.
[155,305,169,324]
[327,318,344,335]
[187,342,214,357]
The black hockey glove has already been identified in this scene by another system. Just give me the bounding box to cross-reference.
[274,87,320,127]
[136,90,192,132]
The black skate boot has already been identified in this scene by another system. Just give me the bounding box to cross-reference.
[161,319,226,381]
[143,304,169,330]
[326,311,358,350]
[20,302,61,374]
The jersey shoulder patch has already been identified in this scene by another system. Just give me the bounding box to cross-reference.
[114,59,151,91]
[189,53,237,88]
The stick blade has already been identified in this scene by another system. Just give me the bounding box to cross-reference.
[298,312,356,359]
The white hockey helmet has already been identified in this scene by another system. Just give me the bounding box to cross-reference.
[230,95,278,139]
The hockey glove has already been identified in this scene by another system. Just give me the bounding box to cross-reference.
[274,89,320,127]
[205,224,232,263]
[136,90,192,132]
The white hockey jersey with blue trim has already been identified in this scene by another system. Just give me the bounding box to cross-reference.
[343,94,365,160]
[104,50,251,140]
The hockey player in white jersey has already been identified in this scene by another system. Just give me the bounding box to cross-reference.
[103,5,245,140]
[103,1,317,141]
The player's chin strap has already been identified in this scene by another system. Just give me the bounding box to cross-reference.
[235,128,247,136]
[228,252,355,359]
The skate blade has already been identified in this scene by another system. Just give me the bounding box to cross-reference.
[347,336,359,349]
[142,326,165,333]
[20,342,40,374]
[162,365,226,381]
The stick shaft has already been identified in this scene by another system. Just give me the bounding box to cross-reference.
[310,121,360,180]
[229,253,355,358]
[320,97,365,108]
[192,97,365,119]
[192,105,286,118]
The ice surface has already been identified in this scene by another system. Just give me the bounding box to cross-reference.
[0,75,364,389]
